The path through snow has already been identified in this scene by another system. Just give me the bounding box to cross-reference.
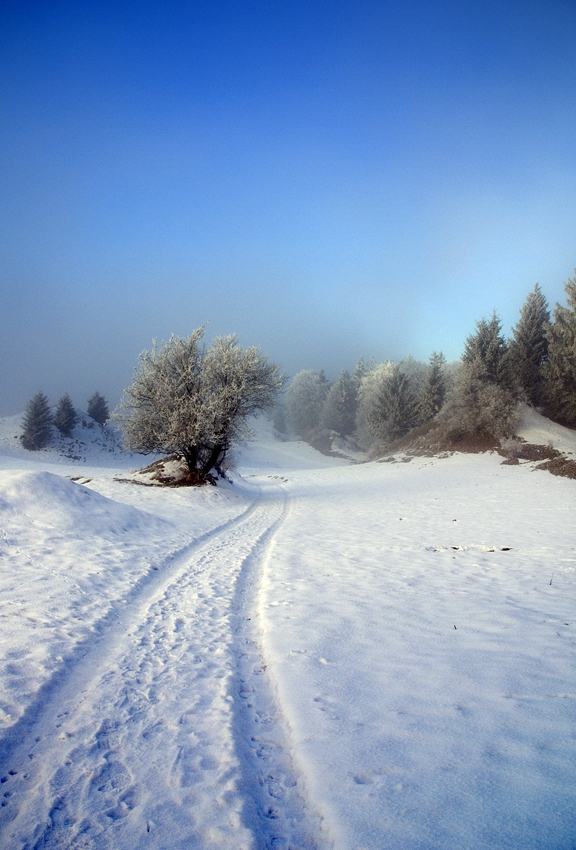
[0,480,323,850]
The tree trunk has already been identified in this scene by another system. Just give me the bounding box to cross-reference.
[201,443,224,476]
[182,446,198,473]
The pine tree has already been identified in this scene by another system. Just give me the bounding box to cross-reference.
[462,310,511,389]
[54,393,77,437]
[353,357,366,389]
[87,392,109,425]
[369,365,418,442]
[509,284,550,406]
[21,391,53,450]
[543,274,576,423]
[440,311,517,439]
[419,352,447,422]
[321,369,357,436]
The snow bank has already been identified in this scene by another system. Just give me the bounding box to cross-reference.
[0,469,250,733]
[516,402,576,457]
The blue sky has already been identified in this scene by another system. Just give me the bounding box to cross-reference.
[1,0,576,415]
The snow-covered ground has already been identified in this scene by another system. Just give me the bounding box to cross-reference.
[0,413,575,849]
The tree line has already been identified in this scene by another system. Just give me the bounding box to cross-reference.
[279,274,576,452]
[20,392,110,450]
[18,271,576,478]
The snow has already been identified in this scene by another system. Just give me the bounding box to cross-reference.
[0,413,575,848]
[516,402,576,457]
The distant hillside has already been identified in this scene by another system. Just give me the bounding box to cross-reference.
[0,412,138,467]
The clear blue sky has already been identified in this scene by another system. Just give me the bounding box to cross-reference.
[1,0,576,415]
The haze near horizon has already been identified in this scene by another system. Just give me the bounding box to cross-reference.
[1,0,576,416]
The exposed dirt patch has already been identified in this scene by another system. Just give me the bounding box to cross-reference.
[372,422,576,481]
[115,455,217,487]
[371,422,499,459]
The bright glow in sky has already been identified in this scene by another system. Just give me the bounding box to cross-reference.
[1,0,576,415]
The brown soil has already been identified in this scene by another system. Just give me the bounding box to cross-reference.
[373,422,576,481]
[118,455,217,487]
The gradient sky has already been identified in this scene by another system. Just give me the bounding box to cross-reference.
[2,0,576,416]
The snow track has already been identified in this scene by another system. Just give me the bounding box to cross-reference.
[0,483,323,850]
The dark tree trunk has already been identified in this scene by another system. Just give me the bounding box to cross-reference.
[181,446,198,473]
[201,443,224,476]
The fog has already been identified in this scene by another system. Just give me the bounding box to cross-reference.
[2,1,576,416]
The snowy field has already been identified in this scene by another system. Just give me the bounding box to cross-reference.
[0,413,575,849]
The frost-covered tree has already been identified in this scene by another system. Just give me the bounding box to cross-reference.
[87,392,109,425]
[367,365,419,442]
[509,284,550,406]
[54,393,77,437]
[353,356,366,389]
[543,274,576,423]
[285,370,329,440]
[439,366,518,439]
[397,355,427,398]
[440,312,517,439]
[321,369,357,436]
[21,391,53,450]
[419,352,447,423]
[115,327,285,478]
[355,360,395,447]
[462,311,512,389]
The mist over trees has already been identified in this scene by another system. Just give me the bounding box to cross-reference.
[17,269,576,466]
[281,270,576,455]
[285,370,329,442]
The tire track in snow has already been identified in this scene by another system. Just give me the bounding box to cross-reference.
[229,486,328,850]
[0,489,261,765]
[0,486,298,849]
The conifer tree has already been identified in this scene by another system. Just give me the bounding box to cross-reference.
[509,284,550,406]
[54,393,77,437]
[285,370,330,440]
[21,391,53,450]
[419,352,447,422]
[440,311,517,439]
[368,365,418,442]
[87,392,109,425]
[353,357,366,389]
[321,369,357,436]
[462,310,511,389]
[543,274,576,423]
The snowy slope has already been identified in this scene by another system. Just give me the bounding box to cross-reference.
[0,413,131,469]
[516,402,576,457]
[0,413,574,849]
